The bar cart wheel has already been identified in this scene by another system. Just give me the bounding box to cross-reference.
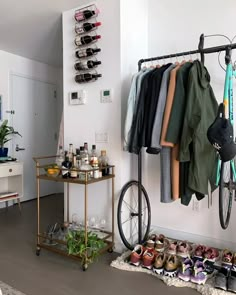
[36,246,41,256]
[107,247,113,253]
[82,263,88,271]
[117,180,151,250]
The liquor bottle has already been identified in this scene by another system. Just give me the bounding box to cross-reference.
[98,150,109,176]
[90,144,98,166]
[75,22,102,34]
[79,146,92,181]
[70,155,78,178]
[75,73,102,83]
[83,142,89,163]
[75,35,101,47]
[62,152,72,178]
[75,47,101,59]
[74,60,102,71]
[56,145,64,167]
[68,143,74,163]
[74,9,100,22]
[90,145,99,178]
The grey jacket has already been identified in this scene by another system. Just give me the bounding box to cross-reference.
[123,69,151,151]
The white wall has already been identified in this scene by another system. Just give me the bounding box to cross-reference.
[63,0,122,244]
[0,50,63,207]
[146,0,236,249]
[0,50,63,138]
[120,0,149,187]
[62,0,236,251]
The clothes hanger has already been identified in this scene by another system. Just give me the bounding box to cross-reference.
[175,54,180,66]
[149,59,155,69]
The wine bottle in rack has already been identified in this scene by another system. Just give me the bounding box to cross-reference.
[75,47,101,59]
[75,73,102,83]
[74,9,100,22]
[75,22,102,34]
[75,60,101,71]
[75,35,101,46]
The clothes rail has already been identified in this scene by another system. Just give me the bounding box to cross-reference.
[136,33,236,244]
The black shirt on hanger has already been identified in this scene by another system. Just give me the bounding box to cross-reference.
[143,63,172,148]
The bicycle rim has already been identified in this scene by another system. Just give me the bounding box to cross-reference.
[117,180,151,250]
[219,161,233,229]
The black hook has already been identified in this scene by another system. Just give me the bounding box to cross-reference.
[198,33,205,64]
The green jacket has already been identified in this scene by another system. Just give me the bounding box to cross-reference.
[179,60,218,195]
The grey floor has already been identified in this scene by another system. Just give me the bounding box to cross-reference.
[0,194,199,295]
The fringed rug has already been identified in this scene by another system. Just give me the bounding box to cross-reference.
[0,281,26,295]
[111,251,230,295]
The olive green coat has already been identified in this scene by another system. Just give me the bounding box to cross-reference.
[179,60,218,195]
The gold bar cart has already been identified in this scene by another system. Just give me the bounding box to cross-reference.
[33,155,115,271]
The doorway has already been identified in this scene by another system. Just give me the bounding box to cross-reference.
[10,73,59,201]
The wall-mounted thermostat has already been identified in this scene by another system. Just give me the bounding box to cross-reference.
[69,90,86,105]
[100,89,113,103]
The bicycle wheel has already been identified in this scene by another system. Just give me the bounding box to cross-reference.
[117,180,151,250]
[219,161,234,229]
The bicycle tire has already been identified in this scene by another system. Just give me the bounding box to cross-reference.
[219,161,234,229]
[117,180,151,250]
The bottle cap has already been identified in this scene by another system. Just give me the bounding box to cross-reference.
[95,35,101,40]
[95,22,102,27]
[92,144,96,149]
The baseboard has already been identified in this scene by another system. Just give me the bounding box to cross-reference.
[151,225,236,252]
[114,225,236,253]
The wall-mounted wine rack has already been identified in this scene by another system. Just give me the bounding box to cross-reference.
[74,4,102,83]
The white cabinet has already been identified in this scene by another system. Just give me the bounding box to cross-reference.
[0,162,23,209]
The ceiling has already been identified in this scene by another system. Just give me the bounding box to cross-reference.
[0,0,89,67]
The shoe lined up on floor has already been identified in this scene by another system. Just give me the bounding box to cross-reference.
[142,248,156,270]
[193,244,219,262]
[128,233,235,288]
[176,241,192,258]
[163,255,179,277]
[214,266,236,293]
[222,249,234,266]
[146,234,169,252]
[153,252,167,274]
[178,258,194,282]
[191,261,208,285]
[129,244,145,266]
[178,258,215,285]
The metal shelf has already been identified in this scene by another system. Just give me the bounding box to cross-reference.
[33,155,115,270]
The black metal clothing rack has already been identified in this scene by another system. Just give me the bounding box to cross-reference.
[137,34,236,244]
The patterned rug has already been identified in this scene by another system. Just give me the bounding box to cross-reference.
[111,251,230,295]
[0,281,26,295]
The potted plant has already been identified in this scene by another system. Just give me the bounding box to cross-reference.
[66,229,106,268]
[0,120,21,157]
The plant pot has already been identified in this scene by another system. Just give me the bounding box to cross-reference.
[0,147,8,157]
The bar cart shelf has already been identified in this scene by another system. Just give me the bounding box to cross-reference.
[33,156,115,271]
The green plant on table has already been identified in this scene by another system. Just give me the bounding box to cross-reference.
[66,229,106,264]
[0,120,21,148]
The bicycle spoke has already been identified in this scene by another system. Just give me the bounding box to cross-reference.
[121,216,132,225]
[131,186,138,209]
[123,200,135,212]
